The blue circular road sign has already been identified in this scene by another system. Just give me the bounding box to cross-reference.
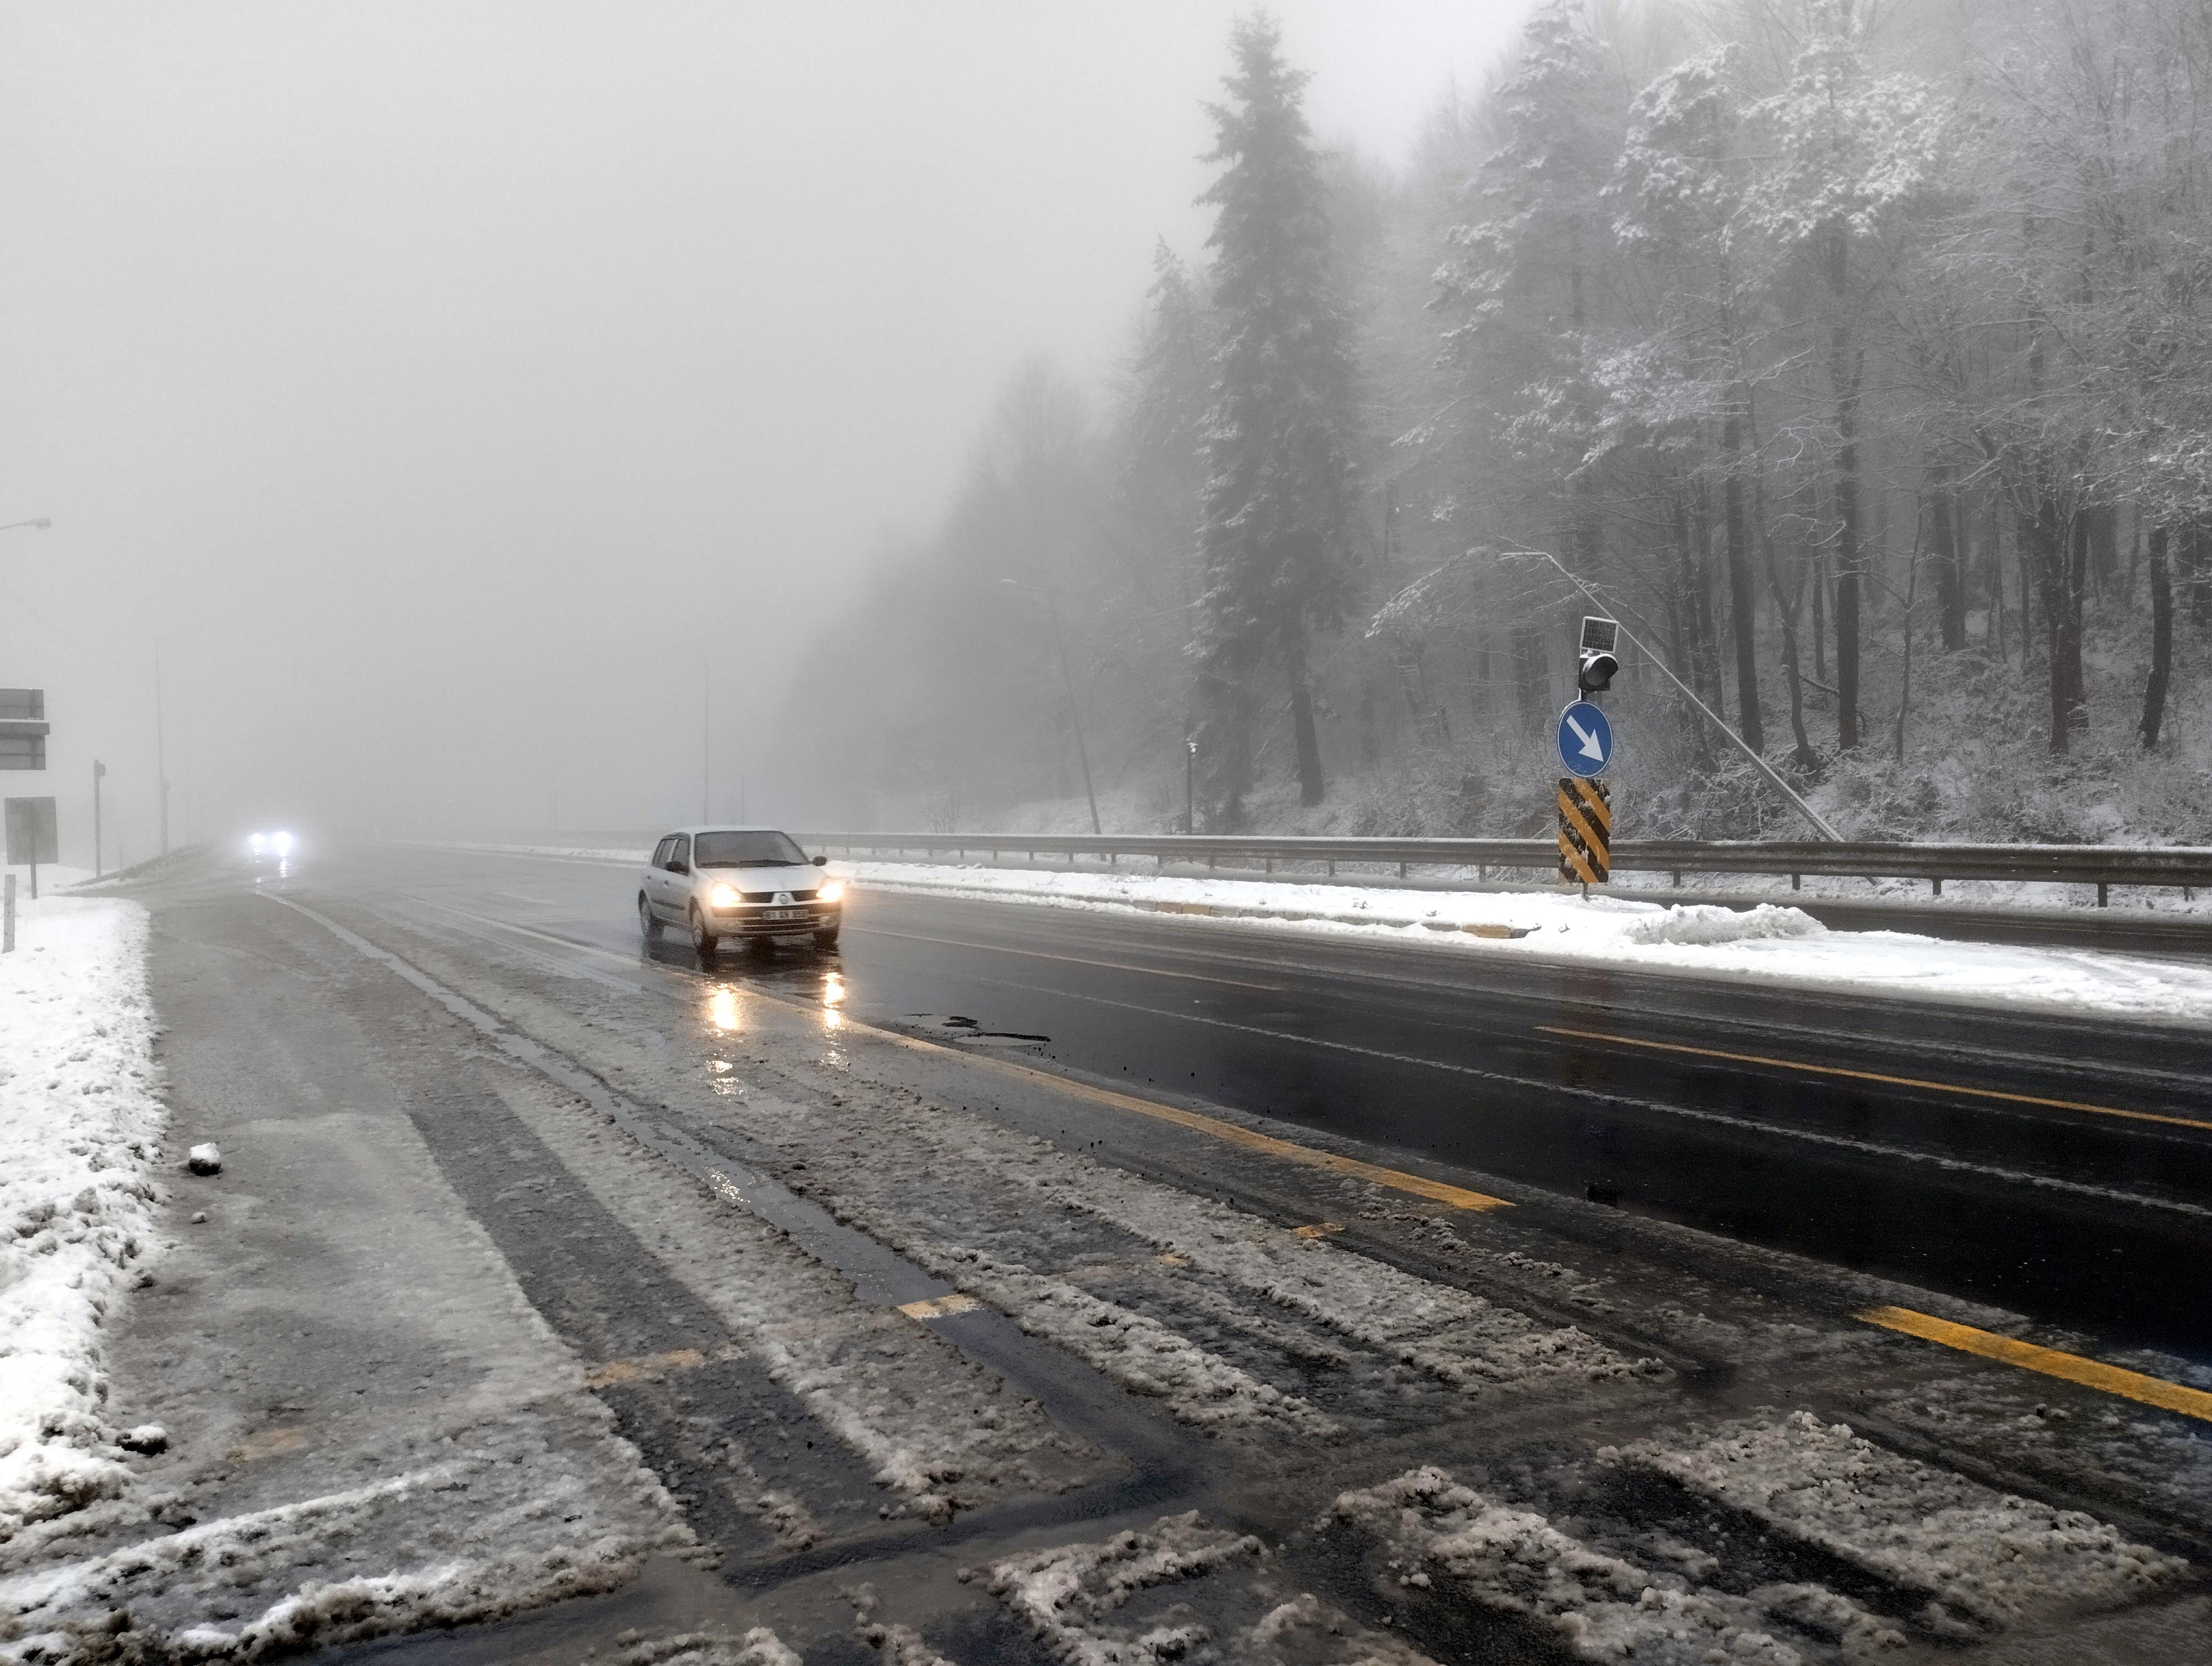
[1557,701,1613,778]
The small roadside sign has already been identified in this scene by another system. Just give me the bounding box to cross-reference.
[0,689,48,771]
[1556,700,1613,778]
[1557,777,1611,885]
[5,795,57,899]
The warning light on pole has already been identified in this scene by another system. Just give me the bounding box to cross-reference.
[1577,617,1619,695]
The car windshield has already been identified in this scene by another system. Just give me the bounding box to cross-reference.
[692,830,808,869]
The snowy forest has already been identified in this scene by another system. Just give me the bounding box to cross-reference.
[780,0,2212,845]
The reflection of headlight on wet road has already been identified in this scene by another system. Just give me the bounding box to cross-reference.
[822,972,845,1007]
[709,882,740,908]
[708,989,740,1032]
[818,880,844,904]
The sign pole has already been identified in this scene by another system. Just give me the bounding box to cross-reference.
[93,760,105,879]
[1535,549,1841,841]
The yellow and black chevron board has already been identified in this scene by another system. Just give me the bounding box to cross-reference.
[1557,776,1611,884]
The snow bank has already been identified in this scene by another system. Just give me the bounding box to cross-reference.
[837,862,2212,1023]
[1627,1412,2186,1633]
[0,898,165,1543]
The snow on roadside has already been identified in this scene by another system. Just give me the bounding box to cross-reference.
[0,898,166,1543]
[837,862,2212,1023]
[1625,1412,2187,1633]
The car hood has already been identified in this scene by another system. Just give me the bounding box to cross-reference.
[696,863,822,893]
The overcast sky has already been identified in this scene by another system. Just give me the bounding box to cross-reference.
[0,1,1533,861]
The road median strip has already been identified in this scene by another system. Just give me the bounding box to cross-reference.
[1858,1305,2212,1423]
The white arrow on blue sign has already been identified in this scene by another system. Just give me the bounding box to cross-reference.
[1556,701,1613,778]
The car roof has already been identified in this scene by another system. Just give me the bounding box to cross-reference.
[661,825,798,838]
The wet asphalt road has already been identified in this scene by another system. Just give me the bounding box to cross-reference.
[326,844,2212,1364]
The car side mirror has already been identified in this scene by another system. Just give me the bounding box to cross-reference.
[669,860,689,875]
[812,855,827,867]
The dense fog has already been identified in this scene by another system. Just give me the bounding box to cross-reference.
[9,1,2211,865]
[789,0,2212,849]
[0,2,1526,867]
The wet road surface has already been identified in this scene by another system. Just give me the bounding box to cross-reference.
[338,843,2212,1364]
[48,840,2212,1666]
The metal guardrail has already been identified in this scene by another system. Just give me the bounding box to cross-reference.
[805,832,2212,905]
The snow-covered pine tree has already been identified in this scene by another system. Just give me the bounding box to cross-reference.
[1192,15,1359,816]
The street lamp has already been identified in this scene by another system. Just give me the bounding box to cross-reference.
[1000,579,1101,836]
[0,519,52,534]
[1185,736,1198,835]
[154,625,211,857]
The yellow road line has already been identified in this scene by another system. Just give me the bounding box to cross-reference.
[898,1293,980,1319]
[871,1026,1512,1212]
[403,896,1512,1214]
[1535,1024,2212,1135]
[584,1347,712,1389]
[1858,1306,2212,1423]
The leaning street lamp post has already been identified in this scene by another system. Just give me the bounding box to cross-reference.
[999,579,1102,836]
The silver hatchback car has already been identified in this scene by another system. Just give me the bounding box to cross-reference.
[638,826,844,955]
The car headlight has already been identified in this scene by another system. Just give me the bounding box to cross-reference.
[818,880,844,904]
[709,882,741,908]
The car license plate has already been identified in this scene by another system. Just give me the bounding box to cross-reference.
[763,908,804,922]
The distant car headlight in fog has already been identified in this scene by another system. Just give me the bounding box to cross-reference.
[818,880,844,904]
[709,882,741,908]
[249,833,266,855]
[272,831,295,857]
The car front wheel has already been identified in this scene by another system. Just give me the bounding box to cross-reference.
[689,905,718,958]
[638,893,660,942]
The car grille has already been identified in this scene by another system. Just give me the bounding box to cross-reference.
[741,888,820,903]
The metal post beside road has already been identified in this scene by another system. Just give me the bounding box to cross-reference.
[3,873,12,952]
[1556,622,1619,895]
[93,760,105,879]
